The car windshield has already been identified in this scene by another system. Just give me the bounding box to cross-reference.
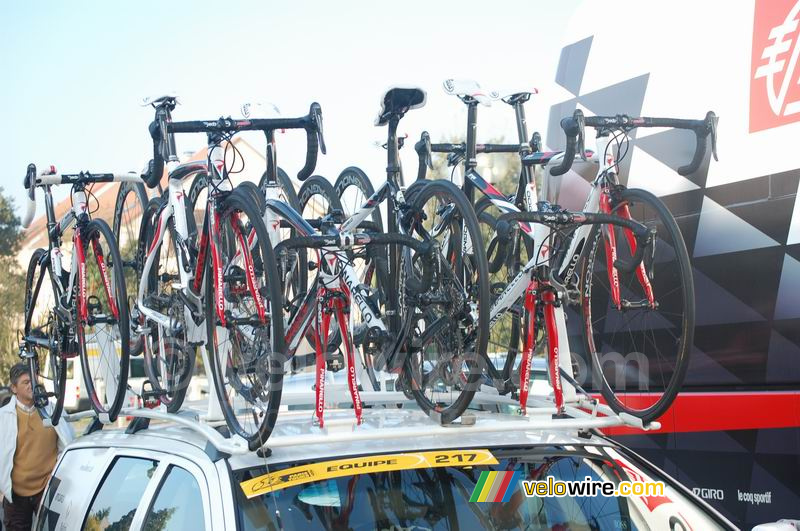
[234,445,725,530]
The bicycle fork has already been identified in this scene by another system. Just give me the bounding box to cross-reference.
[599,189,655,309]
[518,281,566,416]
[312,286,363,428]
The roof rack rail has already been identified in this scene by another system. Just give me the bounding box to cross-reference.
[52,379,659,456]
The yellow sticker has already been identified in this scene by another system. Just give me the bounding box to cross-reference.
[241,449,498,498]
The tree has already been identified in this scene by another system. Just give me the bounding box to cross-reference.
[0,188,25,384]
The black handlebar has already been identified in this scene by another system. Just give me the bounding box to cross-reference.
[414,131,527,179]
[142,102,326,188]
[551,109,718,177]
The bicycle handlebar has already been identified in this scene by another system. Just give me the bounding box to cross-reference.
[143,102,326,188]
[497,210,654,273]
[414,131,526,178]
[20,164,140,229]
[550,109,719,177]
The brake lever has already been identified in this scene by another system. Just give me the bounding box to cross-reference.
[422,131,433,169]
[530,132,542,152]
[311,103,327,155]
[575,110,587,161]
[706,111,718,162]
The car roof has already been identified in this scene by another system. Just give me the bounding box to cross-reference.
[69,406,618,470]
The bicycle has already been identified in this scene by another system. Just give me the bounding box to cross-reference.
[259,86,491,427]
[133,95,323,449]
[416,79,717,421]
[19,164,136,424]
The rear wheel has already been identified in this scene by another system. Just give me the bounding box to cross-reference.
[580,187,693,422]
[206,191,285,450]
[402,179,491,424]
[78,219,130,422]
[139,198,196,412]
[113,181,148,356]
[23,248,67,424]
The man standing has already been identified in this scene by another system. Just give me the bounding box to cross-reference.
[1,364,73,530]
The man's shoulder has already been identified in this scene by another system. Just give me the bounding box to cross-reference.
[0,398,16,416]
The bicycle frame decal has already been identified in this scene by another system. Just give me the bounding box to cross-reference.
[75,230,87,323]
[541,289,563,414]
[600,190,622,308]
[230,213,267,324]
[211,208,226,327]
[91,237,120,320]
[466,168,533,236]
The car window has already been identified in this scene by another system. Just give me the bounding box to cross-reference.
[142,465,206,531]
[235,446,727,530]
[36,447,111,531]
[83,456,158,531]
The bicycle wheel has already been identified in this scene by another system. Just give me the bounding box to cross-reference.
[298,174,342,220]
[334,166,383,230]
[334,167,388,390]
[474,195,534,391]
[402,179,490,424]
[23,248,67,424]
[205,190,285,450]
[79,219,130,421]
[138,197,196,412]
[580,187,693,422]
[113,181,148,356]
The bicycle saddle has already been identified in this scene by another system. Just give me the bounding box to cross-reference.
[240,101,281,118]
[442,79,499,106]
[141,93,178,107]
[499,88,539,104]
[375,86,427,126]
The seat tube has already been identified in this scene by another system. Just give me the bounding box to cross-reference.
[464,103,479,204]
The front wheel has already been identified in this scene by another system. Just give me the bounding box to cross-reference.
[580,187,694,422]
[205,191,285,450]
[78,219,131,422]
[401,179,491,424]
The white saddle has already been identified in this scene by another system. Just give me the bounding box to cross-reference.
[240,101,281,119]
[141,93,178,107]
[442,79,499,106]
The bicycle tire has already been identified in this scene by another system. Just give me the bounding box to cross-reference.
[401,179,491,424]
[138,197,196,413]
[334,166,383,230]
[205,190,285,450]
[79,218,131,422]
[580,187,694,422]
[298,174,343,219]
[23,248,67,424]
[113,181,148,356]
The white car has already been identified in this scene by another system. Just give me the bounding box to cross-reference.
[35,398,737,530]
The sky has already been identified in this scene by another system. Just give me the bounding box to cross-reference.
[1,1,582,213]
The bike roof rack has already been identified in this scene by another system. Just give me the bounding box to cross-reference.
[54,377,659,457]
